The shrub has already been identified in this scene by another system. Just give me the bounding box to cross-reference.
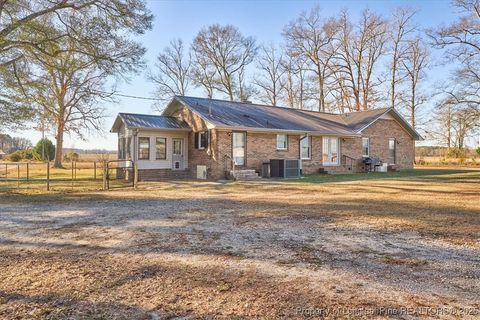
[476,147,480,157]
[63,152,79,162]
[5,151,23,162]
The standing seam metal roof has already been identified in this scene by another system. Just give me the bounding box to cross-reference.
[117,113,190,130]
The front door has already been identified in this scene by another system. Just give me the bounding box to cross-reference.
[172,138,184,170]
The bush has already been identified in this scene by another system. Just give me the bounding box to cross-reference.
[5,151,23,162]
[63,152,79,162]
[5,149,40,162]
[33,138,55,161]
[476,147,480,157]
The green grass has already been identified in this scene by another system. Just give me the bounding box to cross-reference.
[293,168,477,184]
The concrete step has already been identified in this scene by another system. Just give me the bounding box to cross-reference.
[230,169,261,180]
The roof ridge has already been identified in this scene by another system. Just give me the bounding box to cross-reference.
[119,112,176,118]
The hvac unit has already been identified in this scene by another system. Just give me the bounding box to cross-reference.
[269,159,300,178]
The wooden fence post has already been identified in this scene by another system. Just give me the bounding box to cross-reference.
[26,162,29,181]
[17,164,20,188]
[133,162,138,189]
[46,162,50,191]
[103,160,108,190]
[94,162,97,180]
[5,164,7,180]
[71,160,74,189]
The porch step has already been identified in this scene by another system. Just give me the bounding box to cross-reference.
[230,169,261,181]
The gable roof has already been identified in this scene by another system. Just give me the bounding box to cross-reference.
[110,113,190,132]
[340,108,422,140]
[169,96,358,136]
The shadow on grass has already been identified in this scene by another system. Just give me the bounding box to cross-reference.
[291,168,479,184]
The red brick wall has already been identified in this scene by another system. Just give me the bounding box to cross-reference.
[170,107,415,179]
[361,119,415,169]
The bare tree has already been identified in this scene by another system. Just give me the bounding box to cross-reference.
[148,39,191,108]
[283,6,337,112]
[192,24,257,101]
[13,14,147,167]
[279,50,309,109]
[0,0,152,129]
[401,37,428,128]
[334,9,388,111]
[430,0,480,111]
[253,44,284,105]
[191,51,216,98]
[389,7,418,109]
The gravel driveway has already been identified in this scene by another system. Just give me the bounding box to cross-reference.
[0,171,479,319]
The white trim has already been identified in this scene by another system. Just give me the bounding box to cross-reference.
[322,136,340,166]
[299,135,311,160]
[362,137,370,157]
[276,134,288,150]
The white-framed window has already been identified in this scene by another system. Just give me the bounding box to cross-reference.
[156,137,166,160]
[138,137,150,160]
[388,138,396,164]
[362,137,370,157]
[196,131,208,149]
[300,136,311,160]
[276,134,287,150]
[322,137,339,165]
[232,132,246,165]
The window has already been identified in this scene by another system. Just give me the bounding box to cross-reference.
[276,134,287,150]
[323,137,340,165]
[232,132,246,165]
[138,137,150,160]
[362,137,370,157]
[173,139,182,155]
[195,131,208,149]
[118,137,125,159]
[156,137,166,160]
[300,136,311,160]
[388,138,396,164]
[126,137,132,160]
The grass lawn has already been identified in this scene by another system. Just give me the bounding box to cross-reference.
[0,168,479,319]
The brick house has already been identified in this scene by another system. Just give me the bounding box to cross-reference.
[110,96,422,180]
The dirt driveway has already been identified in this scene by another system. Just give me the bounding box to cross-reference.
[0,170,479,319]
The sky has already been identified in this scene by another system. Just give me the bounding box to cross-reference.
[12,0,461,150]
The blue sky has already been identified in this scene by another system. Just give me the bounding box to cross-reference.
[17,0,458,150]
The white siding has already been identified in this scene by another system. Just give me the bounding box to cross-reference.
[134,129,189,170]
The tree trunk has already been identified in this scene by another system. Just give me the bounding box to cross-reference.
[53,121,65,168]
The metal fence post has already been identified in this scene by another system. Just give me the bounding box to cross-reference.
[46,162,50,191]
[133,162,138,189]
[103,160,108,190]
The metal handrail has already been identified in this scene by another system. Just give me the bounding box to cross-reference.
[342,155,356,171]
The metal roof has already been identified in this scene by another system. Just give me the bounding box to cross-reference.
[110,113,190,132]
[339,108,390,132]
[173,96,357,136]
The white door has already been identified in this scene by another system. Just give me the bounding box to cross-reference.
[172,138,184,170]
